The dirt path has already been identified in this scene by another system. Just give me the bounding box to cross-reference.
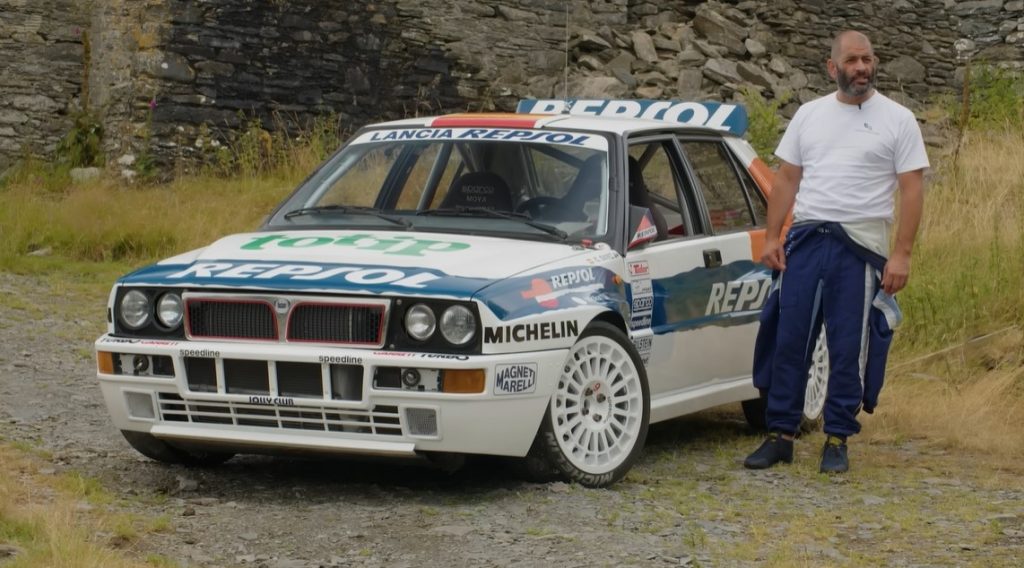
[1,272,1021,567]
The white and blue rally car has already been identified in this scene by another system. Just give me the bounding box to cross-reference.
[95,99,828,487]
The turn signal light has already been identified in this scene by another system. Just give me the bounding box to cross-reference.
[441,369,485,393]
[97,351,114,374]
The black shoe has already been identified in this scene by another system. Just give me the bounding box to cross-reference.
[819,435,849,473]
[744,432,794,469]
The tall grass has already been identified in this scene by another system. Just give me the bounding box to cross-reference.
[896,128,1024,354]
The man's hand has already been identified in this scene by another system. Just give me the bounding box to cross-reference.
[881,250,910,294]
[760,160,802,272]
[761,239,786,271]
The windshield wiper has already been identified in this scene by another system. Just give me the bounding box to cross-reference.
[284,205,410,227]
[417,207,568,240]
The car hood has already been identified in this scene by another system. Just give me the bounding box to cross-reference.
[118,230,613,300]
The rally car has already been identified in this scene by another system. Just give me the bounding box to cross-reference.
[95,99,828,487]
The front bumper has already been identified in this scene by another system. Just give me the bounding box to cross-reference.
[95,335,567,458]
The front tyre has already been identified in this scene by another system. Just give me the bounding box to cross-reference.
[536,322,650,487]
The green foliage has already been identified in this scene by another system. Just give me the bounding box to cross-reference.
[55,110,105,168]
[956,63,1024,131]
[197,112,346,179]
[738,87,790,164]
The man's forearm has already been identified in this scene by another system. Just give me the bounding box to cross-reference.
[893,170,925,256]
[766,163,801,241]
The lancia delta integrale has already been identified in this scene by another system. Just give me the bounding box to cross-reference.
[95,99,828,487]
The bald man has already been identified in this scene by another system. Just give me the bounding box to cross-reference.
[744,31,928,473]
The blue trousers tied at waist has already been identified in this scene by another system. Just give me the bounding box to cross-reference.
[751,222,902,437]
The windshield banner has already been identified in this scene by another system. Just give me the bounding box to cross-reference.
[350,127,608,150]
[516,99,748,136]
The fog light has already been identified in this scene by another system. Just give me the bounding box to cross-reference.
[132,355,150,375]
[401,368,421,388]
[441,369,485,393]
[125,391,156,420]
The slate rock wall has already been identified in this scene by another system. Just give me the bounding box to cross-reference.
[0,0,88,165]
[0,0,1022,172]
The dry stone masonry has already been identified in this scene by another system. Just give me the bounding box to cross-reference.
[0,0,1021,172]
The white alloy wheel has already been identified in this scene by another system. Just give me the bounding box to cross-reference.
[803,327,829,422]
[537,322,649,487]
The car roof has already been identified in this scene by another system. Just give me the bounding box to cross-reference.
[370,113,736,139]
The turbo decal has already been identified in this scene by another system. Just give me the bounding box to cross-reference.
[241,234,470,257]
[100,338,179,346]
[516,99,749,136]
[350,128,607,150]
[494,363,537,395]
[483,320,579,344]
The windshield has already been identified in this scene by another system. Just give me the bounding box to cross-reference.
[267,127,611,241]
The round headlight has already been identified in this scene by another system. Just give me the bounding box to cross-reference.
[404,304,436,341]
[120,290,151,329]
[440,305,476,345]
[156,293,184,328]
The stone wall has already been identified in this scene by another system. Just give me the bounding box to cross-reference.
[0,0,88,164]
[0,0,1022,172]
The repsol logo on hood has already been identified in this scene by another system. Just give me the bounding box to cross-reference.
[166,262,440,289]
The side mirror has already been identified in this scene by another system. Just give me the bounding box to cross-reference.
[627,205,658,250]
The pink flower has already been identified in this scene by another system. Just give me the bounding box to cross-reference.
[149,98,157,110]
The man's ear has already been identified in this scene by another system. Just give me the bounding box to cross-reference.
[826,58,838,80]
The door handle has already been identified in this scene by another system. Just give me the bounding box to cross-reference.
[703,249,722,268]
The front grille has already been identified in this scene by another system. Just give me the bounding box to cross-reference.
[182,293,388,346]
[157,394,403,435]
[187,299,277,340]
[287,303,385,345]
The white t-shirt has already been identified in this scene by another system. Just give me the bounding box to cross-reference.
[775,91,929,229]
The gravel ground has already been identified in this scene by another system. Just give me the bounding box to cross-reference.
[1,272,1022,567]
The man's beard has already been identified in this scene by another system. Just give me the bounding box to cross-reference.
[836,67,876,97]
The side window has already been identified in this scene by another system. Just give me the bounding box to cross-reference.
[735,164,768,223]
[628,142,686,237]
[680,141,757,233]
